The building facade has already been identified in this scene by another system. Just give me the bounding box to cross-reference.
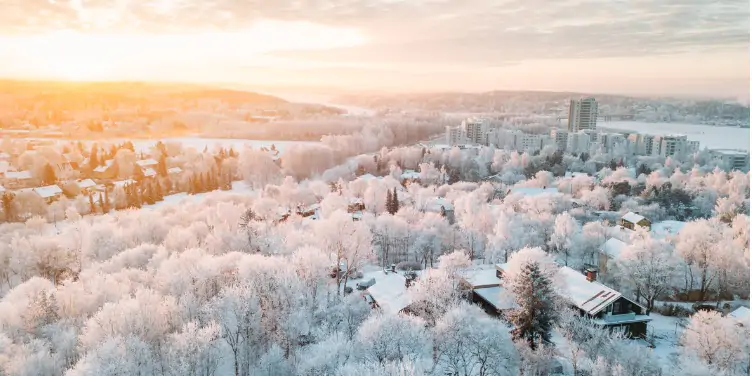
[567,97,598,132]
[550,128,569,150]
[462,118,490,145]
[566,131,591,154]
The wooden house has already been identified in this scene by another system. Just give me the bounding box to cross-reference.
[620,212,651,230]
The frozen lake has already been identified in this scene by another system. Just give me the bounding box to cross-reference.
[597,121,749,151]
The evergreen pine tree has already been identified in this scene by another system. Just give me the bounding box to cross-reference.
[42,163,57,185]
[2,192,15,222]
[145,183,155,205]
[89,146,99,170]
[386,189,393,214]
[155,180,163,201]
[506,261,559,350]
[88,193,96,214]
[199,173,207,193]
[157,154,168,177]
[98,193,105,213]
[392,187,400,213]
[103,189,110,213]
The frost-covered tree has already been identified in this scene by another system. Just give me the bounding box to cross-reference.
[506,261,559,349]
[681,310,750,374]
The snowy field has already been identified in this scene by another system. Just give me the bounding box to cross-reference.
[597,121,750,151]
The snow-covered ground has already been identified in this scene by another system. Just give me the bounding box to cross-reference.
[30,137,318,154]
[597,121,750,151]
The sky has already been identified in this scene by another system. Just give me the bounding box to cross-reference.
[0,0,749,99]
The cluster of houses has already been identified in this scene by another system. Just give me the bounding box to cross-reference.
[0,153,185,205]
[362,261,652,340]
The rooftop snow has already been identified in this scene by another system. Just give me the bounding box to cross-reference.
[0,185,5,193]
[424,197,453,212]
[4,170,32,179]
[651,220,686,237]
[167,167,183,174]
[559,266,622,315]
[33,185,63,198]
[136,159,158,167]
[113,179,136,187]
[508,187,559,197]
[460,266,501,288]
[367,272,412,315]
[474,286,519,311]
[76,179,96,189]
[621,211,646,224]
[142,168,157,177]
[729,306,749,323]
[400,170,421,180]
[600,238,628,259]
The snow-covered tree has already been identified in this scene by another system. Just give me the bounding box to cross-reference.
[505,260,559,349]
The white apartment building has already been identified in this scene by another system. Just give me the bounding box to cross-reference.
[568,98,598,132]
[516,133,554,153]
[627,134,655,156]
[445,126,466,145]
[566,131,591,154]
[550,128,569,150]
[688,141,700,154]
[487,128,517,149]
[597,133,627,154]
[462,117,490,144]
[652,135,689,157]
[710,149,750,171]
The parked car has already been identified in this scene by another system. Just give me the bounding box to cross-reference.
[356,278,376,290]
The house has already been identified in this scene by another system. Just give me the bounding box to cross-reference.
[620,212,650,230]
[365,271,418,315]
[400,170,421,185]
[142,168,157,178]
[728,306,749,326]
[76,179,97,194]
[135,159,158,168]
[347,197,365,213]
[497,263,652,338]
[112,179,137,189]
[505,187,560,197]
[598,237,628,277]
[33,185,63,203]
[167,167,183,176]
[459,266,518,316]
[422,197,455,224]
[3,170,34,189]
[92,160,117,179]
[651,220,686,238]
[297,203,320,218]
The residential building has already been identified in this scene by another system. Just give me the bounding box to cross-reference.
[76,179,97,194]
[710,149,750,171]
[652,135,690,157]
[459,266,517,316]
[365,271,418,315]
[549,128,569,150]
[620,212,651,230]
[445,126,466,145]
[515,133,553,153]
[497,263,652,338]
[688,141,700,154]
[462,117,490,144]
[33,184,63,203]
[627,133,656,156]
[597,133,627,154]
[566,131,591,154]
[567,97,598,132]
[505,187,559,197]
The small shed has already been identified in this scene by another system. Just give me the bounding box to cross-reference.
[620,212,650,230]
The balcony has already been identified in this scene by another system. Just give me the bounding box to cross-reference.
[603,312,636,323]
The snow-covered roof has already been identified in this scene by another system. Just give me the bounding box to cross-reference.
[76,179,96,189]
[474,286,519,311]
[167,167,183,174]
[559,266,623,315]
[4,170,32,179]
[424,197,453,212]
[142,168,157,177]
[621,212,646,224]
[400,170,421,180]
[358,173,379,181]
[92,160,114,173]
[367,272,413,315]
[600,238,628,259]
[351,211,364,220]
[729,306,749,323]
[113,179,136,187]
[507,187,559,197]
[349,197,364,205]
[460,266,501,289]
[0,185,5,193]
[136,159,158,167]
[651,220,686,237]
[33,185,62,198]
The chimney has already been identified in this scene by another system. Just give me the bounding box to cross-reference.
[586,268,597,282]
[391,264,396,273]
